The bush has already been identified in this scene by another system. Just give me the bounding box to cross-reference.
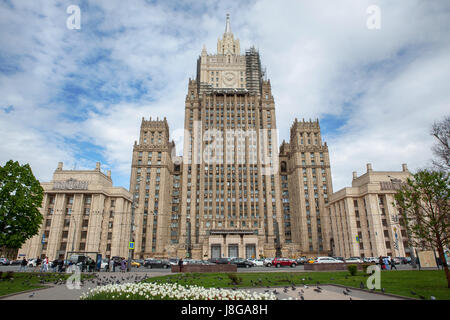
[347,264,358,276]
[227,273,243,285]
[362,263,371,274]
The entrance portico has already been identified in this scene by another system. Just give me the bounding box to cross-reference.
[206,230,259,259]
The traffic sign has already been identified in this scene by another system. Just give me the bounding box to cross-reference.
[129,242,135,250]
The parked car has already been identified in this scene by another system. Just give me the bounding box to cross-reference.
[144,259,171,269]
[393,257,404,265]
[271,258,297,268]
[168,258,179,265]
[215,257,232,264]
[230,258,254,268]
[296,257,308,265]
[307,258,316,264]
[314,257,344,264]
[248,259,264,266]
[333,257,345,262]
[134,259,145,266]
[131,260,141,268]
[345,257,362,263]
[9,259,21,265]
[263,258,275,267]
[363,257,378,263]
[0,258,9,265]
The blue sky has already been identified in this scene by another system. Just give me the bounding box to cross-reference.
[0,0,449,191]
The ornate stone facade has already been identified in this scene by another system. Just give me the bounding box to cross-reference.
[18,162,132,261]
[326,164,412,258]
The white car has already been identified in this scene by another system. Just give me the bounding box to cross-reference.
[345,257,363,263]
[263,258,274,267]
[248,259,264,266]
[314,257,344,263]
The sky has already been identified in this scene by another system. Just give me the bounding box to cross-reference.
[0,0,449,191]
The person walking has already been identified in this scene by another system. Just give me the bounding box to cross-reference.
[34,257,42,272]
[41,257,48,272]
[178,258,183,273]
[378,256,384,270]
[120,259,126,273]
[52,259,58,272]
[110,258,115,272]
[383,257,390,270]
[90,258,96,273]
[390,258,397,270]
[19,257,28,272]
[58,259,64,272]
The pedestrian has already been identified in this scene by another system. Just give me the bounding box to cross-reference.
[19,257,28,272]
[178,258,183,273]
[52,259,58,272]
[383,257,390,270]
[378,256,385,270]
[58,259,64,272]
[110,258,115,272]
[81,259,86,272]
[105,258,109,272]
[120,259,126,273]
[35,257,42,272]
[90,259,96,272]
[390,257,397,270]
[43,257,49,272]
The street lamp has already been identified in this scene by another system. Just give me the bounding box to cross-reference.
[127,200,138,272]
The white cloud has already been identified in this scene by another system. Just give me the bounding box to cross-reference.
[0,0,449,192]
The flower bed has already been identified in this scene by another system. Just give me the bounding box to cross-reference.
[79,282,277,300]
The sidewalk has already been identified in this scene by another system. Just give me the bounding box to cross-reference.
[2,271,171,300]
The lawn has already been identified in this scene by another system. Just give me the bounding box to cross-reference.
[0,271,93,297]
[143,270,450,300]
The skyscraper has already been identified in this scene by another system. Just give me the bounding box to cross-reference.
[129,15,333,260]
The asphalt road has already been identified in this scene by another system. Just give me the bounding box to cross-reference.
[0,263,422,273]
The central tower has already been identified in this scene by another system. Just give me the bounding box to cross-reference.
[180,14,282,259]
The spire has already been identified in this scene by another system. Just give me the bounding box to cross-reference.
[225,13,231,33]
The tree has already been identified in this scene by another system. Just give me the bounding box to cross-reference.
[431,116,450,172]
[0,160,44,255]
[394,170,450,287]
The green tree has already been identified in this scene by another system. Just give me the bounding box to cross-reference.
[394,170,450,287]
[0,160,44,254]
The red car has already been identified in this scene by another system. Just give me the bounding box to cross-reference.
[271,258,297,268]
